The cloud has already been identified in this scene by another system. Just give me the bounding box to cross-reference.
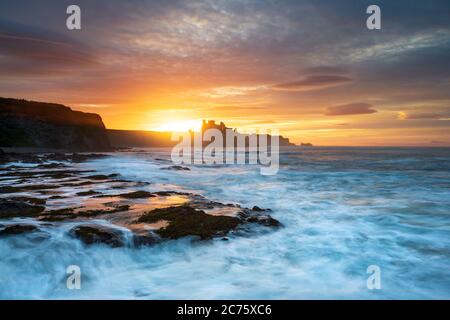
[272,75,352,92]
[301,66,349,75]
[0,0,449,143]
[200,86,266,98]
[325,103,378,116]
[398,112,450,120]
[207,105,266,111]
[0,20,98,77]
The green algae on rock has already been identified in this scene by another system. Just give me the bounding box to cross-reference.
[137,205,240,240]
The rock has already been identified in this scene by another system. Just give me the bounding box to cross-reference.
[0,224,38,236]
[37,163,67,169]
[251,206,271,212]
[10,196,46,205]
[84,174,110,180]
[160,165,190,171]
[118,191,156,199]
[48,195,66,199]
[69,225,124,247]
[245,215,281,227]
[239,210,282,227]
[153,190,190,196]
[252,206,264,211]
[39,208,76,221]
[70,153,108,163]
[40,204,130,221]
[76,190,101,196]
[132,233,160,247]
[62,181,95,187]
[137,205,240,240]
[0,152,42,165]
[43,153,108,163]
[0,199,45,218]
[0,184,59,193]
[76,205,130,218]
[48,172,73,179]
[153,191,175,196]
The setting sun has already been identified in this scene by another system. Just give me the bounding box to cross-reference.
[153,119,202,132]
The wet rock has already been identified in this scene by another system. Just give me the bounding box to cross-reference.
[239,210,281,227]
[69,225,124,247]
[62,180,95,187]
[251,206,264,211]
[0,169,91,180]
[0,152,42,165]
[152,191,175,196]
[0,184,59,193]
[132,233,160,247]
[118,191,156,199]
[84,174,110,180]
[76,205,130,218]
[160,165,190,171]
[0,199,45,218]
[152,190,190,197]
[36,163,68,169]
[137,205,240,240]
[76,190,101,196]
[10,196,46,205]
[134,181,151,187]
[71,154,109,163]
[40,204,130,221]
[48,195,66,199]
[79,173,118,181]
[246,215,281,227]
[43,153,108,163]
[48,172,73,179]
[0,224,38,236]
[111,185,128,189]
[39,208,75,221]
[0,171,33,178]
[36,190,61,195]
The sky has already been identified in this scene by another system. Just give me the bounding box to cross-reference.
[0,0,449,146]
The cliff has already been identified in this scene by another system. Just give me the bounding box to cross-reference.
[0,97,111,151]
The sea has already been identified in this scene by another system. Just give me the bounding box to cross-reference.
[1,147,449,299]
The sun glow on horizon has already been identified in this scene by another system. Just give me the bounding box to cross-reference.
[152,119,202,132]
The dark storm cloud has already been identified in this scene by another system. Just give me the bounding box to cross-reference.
[325,103,377,116]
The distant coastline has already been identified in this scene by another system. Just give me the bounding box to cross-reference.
[0,97,298,151]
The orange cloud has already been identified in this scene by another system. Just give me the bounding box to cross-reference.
[272,75,352,91]
[398,112,450,120]
[325,103,377,116]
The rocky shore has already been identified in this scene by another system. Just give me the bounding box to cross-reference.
[0,151,281,247]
